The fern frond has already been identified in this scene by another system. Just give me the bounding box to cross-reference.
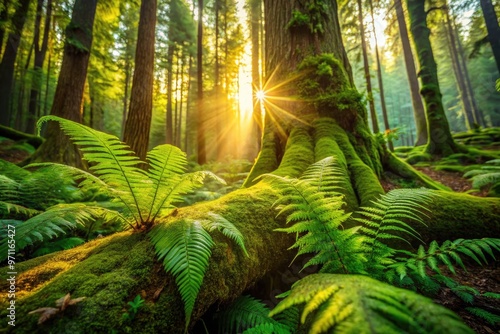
[0,175,21,204]
[215,295,284,333]
[32,237,86,257]
[148,171,223,223]
[300,156,346,196]
[465,307,500,325]
[270,274,473,334]
[388,238,500,282]
[0,159,31,181]
[149,219,214,329]
[0,201,41,218]
[470,173,500,189]
[204,213,248,256]
[0,204,117,261]
[242,323,292,334]
[37,116,147,223]
[26,162,111,197]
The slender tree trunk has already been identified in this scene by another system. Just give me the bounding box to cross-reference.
[406,0,459,156]
[452,17,485,127]
[480,0,500,76]
[121,56,131,139]
[0,0,31,127]
[357,0,379,133]
[177,49,185,147]
[123,0,157,161]
[250,0,262,159]
[26,0,52,134]
[394,0,427,146]
[444,6,475,130]
[28,0,98,167]
[173,50,181,146]
[166,44,175,145]
[185,54,193,153]
[0,0,11,57]
[13,39,33,131]
[369,0,392,150]
[215,0,222,160]
[197,0,206,164]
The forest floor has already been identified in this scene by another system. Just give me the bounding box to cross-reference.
[2,136,500,332]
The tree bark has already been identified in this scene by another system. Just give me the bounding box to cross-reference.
[480,0,500,76]
[406,0,460,156]
[394,0,427,146]
[27,0,97,167]
[250,0,262,160]
[0,0,11,57]
[369,0,392,150]
[357,0,379,134]
[0,0,31,127]
[166,44,175,145]
[123,0,157,161]
[26,0,52,134]
[197,0,206,164]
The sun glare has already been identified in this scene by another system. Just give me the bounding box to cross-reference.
[256,90,266,101]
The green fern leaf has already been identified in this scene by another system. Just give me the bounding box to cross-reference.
[215,295,288,333]
[204,213,248,256]
[149,219,214,329]
[0,203,114,261]
[37,116,147,223]
[270,274,473,334]
[466,307,500,325]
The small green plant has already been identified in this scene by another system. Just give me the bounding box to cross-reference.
[464,159,500,196]
[121,295,145,322]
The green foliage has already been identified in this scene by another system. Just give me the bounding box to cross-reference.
[265,157,363,274]
[0,204,120,261]
[466,307,500,325]
[31,237,85,257]
[269,274,473,334]
[36,116,221,228]
[464,159,500,192]
[149,214,248,330]
[388,238,500,282]
[214,295,295,334]
[122,295,145,322]
[286,0,327,34]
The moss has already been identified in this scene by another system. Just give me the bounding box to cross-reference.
[243,128,279,187]
[418,192,500,245]
[406,152,432,165]
[433,165,467,173]
[273,127,315,178]
[394,146,414,154]
[385,153,450,191]
[313,118,358,211]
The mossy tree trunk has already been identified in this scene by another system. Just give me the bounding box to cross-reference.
[2,1,500,333]
[405,0,460,157]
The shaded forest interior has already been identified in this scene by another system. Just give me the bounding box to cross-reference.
[1,0,500,333]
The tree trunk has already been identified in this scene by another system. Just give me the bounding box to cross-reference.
[480,0,500,76]
[123,0,157,161]
[197,0,206,164]
[394,0,427,146]
[406,0,460,157]
[357,0,379,134]
[166,44,175,145]
[27,0,97,167]
[444,6,475,130]
[26,0,52,134]
[250,0,262,160]
[0,0,31,127]
[369,0,392,150]
[0,0,11,57]
[2,1,500,333]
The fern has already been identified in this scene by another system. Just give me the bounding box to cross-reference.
[37,116,220,228]
[265,157,363,274]
[465,307,500,325]
[149,219,213,330]
[269,274,473,334]
[32,237,86,257]
[215,295,292,334]
[204,213,248,256]
[0,203,123,261]
[388,238,500,282]
[464,159,500,189]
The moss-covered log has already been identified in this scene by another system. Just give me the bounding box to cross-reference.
[0,125,44,148]
[0,185,294,333]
